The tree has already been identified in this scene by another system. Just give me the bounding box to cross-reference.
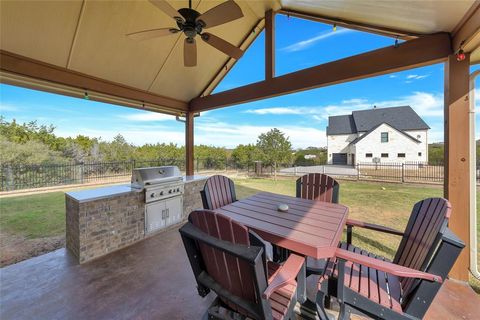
[256,128,292,180]
[231,144,258,169]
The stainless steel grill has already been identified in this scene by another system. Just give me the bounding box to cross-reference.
[131,166,184,234]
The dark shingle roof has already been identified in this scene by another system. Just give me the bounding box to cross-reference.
[326,115,357,135]
[327,106,430,135]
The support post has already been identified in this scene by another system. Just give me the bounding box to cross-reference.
[444,53,471,281]
[186,112,194,176]
[265,9,275,80]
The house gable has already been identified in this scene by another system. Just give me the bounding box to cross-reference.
[349,122,421,146]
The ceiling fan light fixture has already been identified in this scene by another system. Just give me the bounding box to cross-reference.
[129,0,245,67]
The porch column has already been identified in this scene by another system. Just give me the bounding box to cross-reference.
[444,53,471,281]
[185,112,194,176]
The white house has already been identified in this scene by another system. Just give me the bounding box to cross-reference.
[326,106,430,165]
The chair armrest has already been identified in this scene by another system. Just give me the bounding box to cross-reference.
[263,254,305,299]
[346,218,404,236]
[335,248,442,283]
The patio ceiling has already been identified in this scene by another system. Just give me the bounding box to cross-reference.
[0,0,478,114]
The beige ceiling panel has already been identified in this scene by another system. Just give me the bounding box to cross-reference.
[243,0,281,18]
[472,47,480,65]
[149,0,261,101]
[67,0,200,92]
[0,0,82,66]
[280,0,475,34]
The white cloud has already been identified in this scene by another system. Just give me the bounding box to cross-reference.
[195,121,326,148]
[281,28,352,52]
[406,74,429,80]
[245,107,316,115]
[389,75,397,78]
[119,112,175,122]
[243,91,444,124]
[0,103,19,112]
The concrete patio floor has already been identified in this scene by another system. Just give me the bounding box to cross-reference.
[1,225,478,320]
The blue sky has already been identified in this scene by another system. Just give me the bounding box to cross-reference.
[1,15,479,149]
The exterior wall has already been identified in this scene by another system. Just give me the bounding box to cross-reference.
[327,133,358,165]
[65,176,207,264]
[354,124,428,163]
[66,191,145,264]
[183,176,207,217]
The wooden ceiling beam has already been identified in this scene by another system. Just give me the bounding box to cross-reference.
[0,50,188,113]
[190,33,451,112]
[277,9,420,41]
[452,1,480,53]
[265,10,275,80]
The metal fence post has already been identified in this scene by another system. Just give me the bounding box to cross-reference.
[6,165,14,191]
[401,163,405,183]
[356,164,360,181]
[196,157,199,173]
[80,162,85,184]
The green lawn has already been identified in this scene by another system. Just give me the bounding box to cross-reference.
[0,192,65,238]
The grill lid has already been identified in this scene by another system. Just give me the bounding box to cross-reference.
[131,166,182,189]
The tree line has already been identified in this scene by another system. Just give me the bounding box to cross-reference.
[0,118,328,168]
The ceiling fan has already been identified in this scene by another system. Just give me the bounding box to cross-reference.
[127,0,245,67]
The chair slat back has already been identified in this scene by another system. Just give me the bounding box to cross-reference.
[393,198,451,294]
[296,173,339,203]
[202,175,237,210]
[189,210,258,312]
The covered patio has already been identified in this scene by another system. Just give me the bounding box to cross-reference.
[1,0,480,319]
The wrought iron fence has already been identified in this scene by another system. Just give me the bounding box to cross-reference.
[357,162,446,183]
[1,159,478,191]
[0,158,297,191]
[0,159,186,191]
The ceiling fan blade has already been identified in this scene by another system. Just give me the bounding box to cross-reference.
[127,28,177,41]
[201,33,243,59]
[184,38,197,67]
[149,0,183,22]
[197,0,243,29]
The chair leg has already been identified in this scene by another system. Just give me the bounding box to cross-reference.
[338,303,351,320]
[316,290,334,320]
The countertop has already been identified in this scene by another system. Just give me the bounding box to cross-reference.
[66,176,208,203]
[66,184,142,203]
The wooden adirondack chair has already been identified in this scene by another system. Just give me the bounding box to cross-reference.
[179,210,307,320]
[314,197,465,320]
[201,175,237,210]
[296,173,339,203]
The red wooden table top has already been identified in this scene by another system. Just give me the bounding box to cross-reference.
[214,192,349,259]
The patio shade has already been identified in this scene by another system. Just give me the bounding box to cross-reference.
[0,0,478,113]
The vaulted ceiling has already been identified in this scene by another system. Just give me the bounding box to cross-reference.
[1,0,478,112]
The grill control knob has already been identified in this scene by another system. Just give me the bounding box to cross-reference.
[150,193,155,198]
[177,188,180,192]
[160,191,164,196]
[169,189,172,194]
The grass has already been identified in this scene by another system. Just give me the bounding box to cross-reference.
[0,192,65,238]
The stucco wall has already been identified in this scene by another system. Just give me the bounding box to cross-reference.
[355,124,428,163]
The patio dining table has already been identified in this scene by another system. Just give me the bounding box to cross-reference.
[213,191,349,260]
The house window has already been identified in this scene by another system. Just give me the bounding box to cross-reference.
[381,153,389,158]
[365,153,373,158]
[398,153,406,158]
[418,152,422,156]
[381,132,389,143]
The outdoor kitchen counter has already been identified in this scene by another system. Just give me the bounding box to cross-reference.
[65,184,142,203]
[65,175,208,264]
